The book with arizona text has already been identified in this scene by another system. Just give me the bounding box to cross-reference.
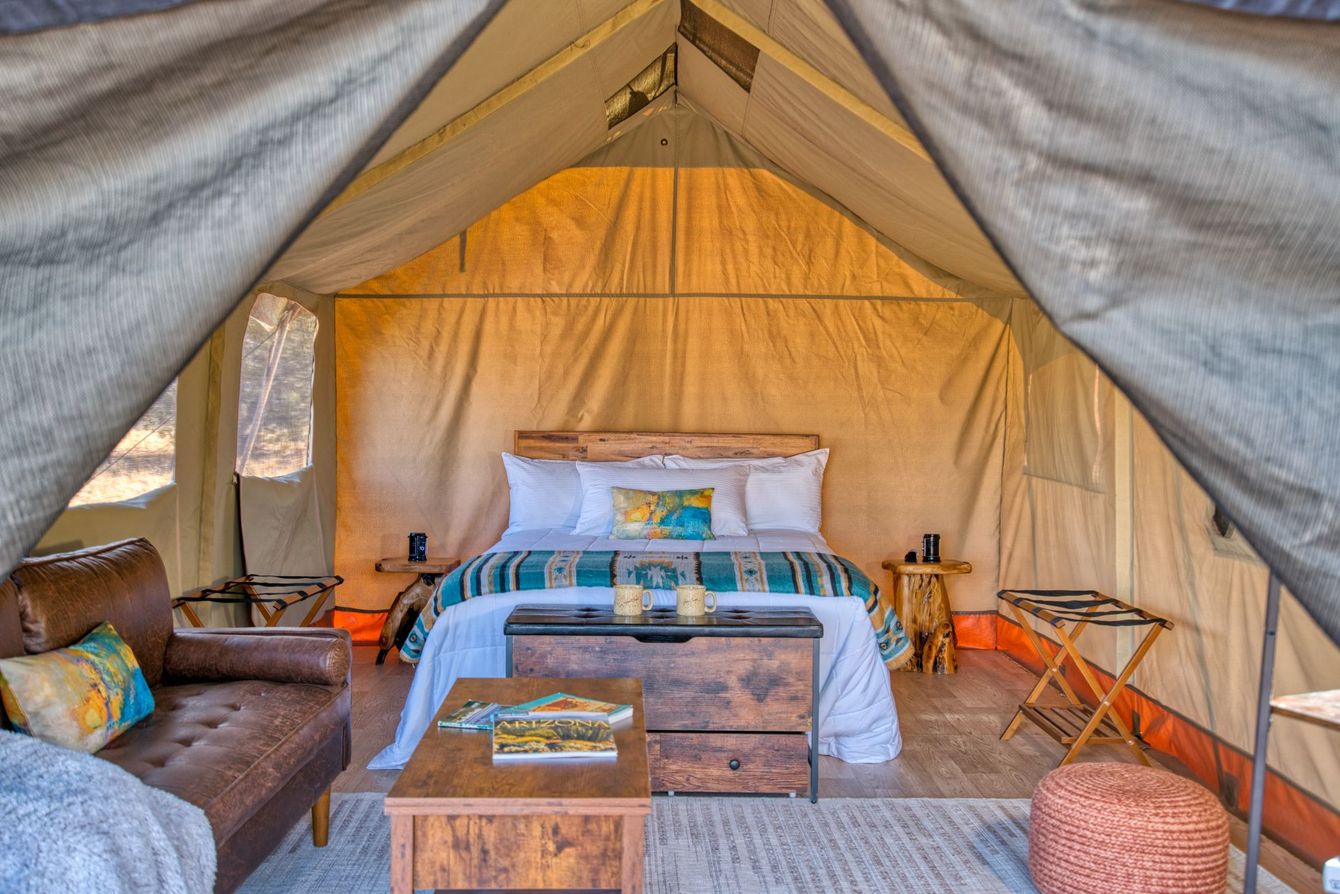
[436,699,506,731]
[497,691,634,724]
[491,717,617,761]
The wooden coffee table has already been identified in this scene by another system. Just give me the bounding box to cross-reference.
[384,676,650,893]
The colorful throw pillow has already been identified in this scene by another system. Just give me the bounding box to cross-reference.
[610,487,716,540]
[0,621,154,753]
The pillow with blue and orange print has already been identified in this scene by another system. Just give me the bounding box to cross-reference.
[0,621,154,753]
[609,486,715,540]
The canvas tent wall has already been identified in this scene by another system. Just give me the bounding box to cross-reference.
[3,0,1338,871]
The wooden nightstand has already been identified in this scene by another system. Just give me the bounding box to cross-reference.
[881,559,972,674]
[375,556,459,664]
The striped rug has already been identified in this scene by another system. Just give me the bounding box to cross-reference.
[238,793,1289,893]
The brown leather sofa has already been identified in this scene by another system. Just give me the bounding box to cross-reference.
[0,538,352,893]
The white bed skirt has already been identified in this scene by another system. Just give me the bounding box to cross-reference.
[369,587,902,770]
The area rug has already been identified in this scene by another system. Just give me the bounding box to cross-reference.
[237,793,1290,893]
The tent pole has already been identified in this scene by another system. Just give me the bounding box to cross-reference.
[1243,571,1281,894]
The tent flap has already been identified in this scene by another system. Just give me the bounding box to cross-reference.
[0,0,501,581]
[828,0,1340,644]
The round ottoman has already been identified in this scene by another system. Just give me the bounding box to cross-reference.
[1029,763,1229,894]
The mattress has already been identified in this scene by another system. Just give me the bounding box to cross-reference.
[368,528,901,770]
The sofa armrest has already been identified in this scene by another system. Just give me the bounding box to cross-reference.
[164,628,351,687]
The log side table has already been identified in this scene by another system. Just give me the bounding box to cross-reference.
[881,559,972,674]
[375,556,458,665]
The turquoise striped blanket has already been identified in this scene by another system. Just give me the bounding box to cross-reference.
[399,550,911,668]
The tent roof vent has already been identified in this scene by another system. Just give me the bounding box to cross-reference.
[679,0,759,92]
[606,44,677,129]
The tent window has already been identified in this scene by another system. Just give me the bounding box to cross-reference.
[606,45,677,128]
[69,380,177,506]
[679,1,759,92]
[236,294,317,478]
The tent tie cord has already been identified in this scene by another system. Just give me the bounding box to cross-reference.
[996,588,1173,630]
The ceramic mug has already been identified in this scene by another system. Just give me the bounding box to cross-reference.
[613,584,654,616]
[675,584,717,617]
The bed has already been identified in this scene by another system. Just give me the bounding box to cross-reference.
[368,432,904,770]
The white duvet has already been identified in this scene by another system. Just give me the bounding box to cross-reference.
[368,528,901,769]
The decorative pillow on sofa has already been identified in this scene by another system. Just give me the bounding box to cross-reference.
[0,621,154,753]
[609,487,716,540]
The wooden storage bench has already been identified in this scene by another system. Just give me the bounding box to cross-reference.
[505,605,822,801]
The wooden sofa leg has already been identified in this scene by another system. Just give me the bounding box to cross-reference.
[312,788,331,847]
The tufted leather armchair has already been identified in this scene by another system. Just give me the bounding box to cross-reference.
[0,538,352,893]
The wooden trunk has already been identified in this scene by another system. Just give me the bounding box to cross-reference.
[511,634,811,731]
[508,609,820,799]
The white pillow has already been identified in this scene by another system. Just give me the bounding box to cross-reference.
[663,448,828,533]
[571,464,751,538]
[501,453,663,534]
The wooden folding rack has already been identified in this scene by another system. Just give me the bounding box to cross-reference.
[998,589,1172,766]
[173,573,343,628]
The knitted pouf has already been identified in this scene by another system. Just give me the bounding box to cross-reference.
[1029,762,1229,894]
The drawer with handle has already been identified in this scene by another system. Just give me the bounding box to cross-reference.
[510,634,812,731]
[647,732,811,795]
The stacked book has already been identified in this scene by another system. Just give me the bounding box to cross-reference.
[439,692,632,762]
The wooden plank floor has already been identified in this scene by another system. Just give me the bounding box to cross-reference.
[336,645,1317,891]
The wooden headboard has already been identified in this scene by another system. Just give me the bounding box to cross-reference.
[514,431,819,460]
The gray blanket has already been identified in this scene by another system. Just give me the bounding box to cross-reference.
[0,729,215,893]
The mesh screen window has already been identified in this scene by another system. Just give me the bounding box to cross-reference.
[70,380,177,506]
[236,294,317,478]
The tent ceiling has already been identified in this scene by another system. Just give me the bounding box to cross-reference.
[267,0,1022,296]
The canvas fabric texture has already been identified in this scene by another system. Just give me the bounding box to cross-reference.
[238,466,330,626]
[0,0,499,589]
[333,108,1010,624]
[829,0,1340,647]
[999,298,1340,825]
[6,0,1337,861]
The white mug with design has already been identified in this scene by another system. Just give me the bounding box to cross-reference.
[675,584,717,617]
[613,583,654,616]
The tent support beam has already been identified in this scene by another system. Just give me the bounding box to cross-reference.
[689,0,931,164]
[324,0,669,214]
[1242,571,1281,894]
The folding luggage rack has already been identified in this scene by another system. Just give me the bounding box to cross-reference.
[173,573,343,628]
[997,588,1172,766]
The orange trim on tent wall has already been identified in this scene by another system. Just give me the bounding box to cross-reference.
[953,611,997,649]
[336,610,387,645]
[995,614,1340,868]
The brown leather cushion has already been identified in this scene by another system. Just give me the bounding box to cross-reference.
[98,680,350,844]
[164,630,351,687]
[0,579,22,661]
[8,539,171,686]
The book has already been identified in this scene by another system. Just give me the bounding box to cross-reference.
[498,691,633,724]
[491,717,617,761]
[437,699,505,731]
